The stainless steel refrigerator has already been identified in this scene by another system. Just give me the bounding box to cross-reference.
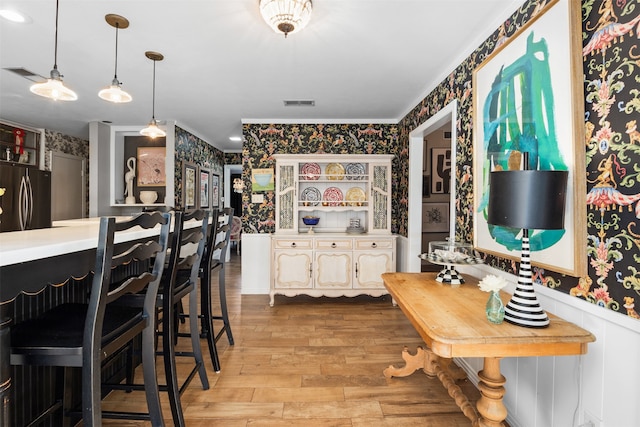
[0,164,51,232]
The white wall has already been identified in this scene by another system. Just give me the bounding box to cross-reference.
[397,233,639,426]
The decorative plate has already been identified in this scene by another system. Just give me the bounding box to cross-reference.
[301,187,321,205]
[300,162,321,180]
[345,187,366,206]
[323,186,344,206]
[325,163,345,180]
[345,163,366,180]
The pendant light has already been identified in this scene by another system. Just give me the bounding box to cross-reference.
[30,0,77,101]
[140,51,166,138]
[98,14,132,103]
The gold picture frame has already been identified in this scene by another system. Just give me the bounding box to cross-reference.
[472,0,586,276]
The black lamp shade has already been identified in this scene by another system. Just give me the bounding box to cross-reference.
[487,170,568,230]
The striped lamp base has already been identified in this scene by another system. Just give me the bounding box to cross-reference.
[504,232,550,328]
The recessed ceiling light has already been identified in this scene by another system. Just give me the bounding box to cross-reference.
[229,136,242,142]
[0,9,30,23]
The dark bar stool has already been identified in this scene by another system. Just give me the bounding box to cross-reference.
[196,207,235,372]
[10,212,172,426]
[117,209,209,427]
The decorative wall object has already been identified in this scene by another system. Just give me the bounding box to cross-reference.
[211,173,220,208]
[252,168,274,192]
[472,0,585,277]
[430,148,451,194]
[137,146,166,187]
[199,167,210,208]
[183,161,197,209]
[422,202,449,233]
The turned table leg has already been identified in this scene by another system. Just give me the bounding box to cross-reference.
[476,357,508,427]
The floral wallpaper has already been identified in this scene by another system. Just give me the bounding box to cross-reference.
[395,0,640,321]
[241,123,400,233]
[174,125,225,209]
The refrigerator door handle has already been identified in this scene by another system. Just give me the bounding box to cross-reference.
[25,173,33,229]
[18,175,27,230]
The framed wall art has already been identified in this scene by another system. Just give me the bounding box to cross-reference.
[183,161,197,209]
[199,168,210,209]
[252,168,274,192]
[422,202,449,233]
[472,0,586,276]
[137,146,166,187]
[431,148,451,194]
[211,173,220,208]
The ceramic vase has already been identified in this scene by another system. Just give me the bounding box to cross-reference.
[485,290,505,324]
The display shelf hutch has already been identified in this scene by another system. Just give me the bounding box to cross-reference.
[0,120,45,168]
[270,154,396,305]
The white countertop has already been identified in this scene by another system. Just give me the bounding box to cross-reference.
[0,215,206,267]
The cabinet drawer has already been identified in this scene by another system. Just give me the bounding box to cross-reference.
[315,239,353,250]
[273,238,313,249]
[354,238,394,250]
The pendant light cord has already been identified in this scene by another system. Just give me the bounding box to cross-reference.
[151,60,156,120]
[53,0,59,71]
[113,23,119,79]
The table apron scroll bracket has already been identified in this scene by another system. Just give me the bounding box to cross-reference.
[383,346,479,426]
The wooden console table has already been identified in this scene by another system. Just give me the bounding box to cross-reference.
[381,272,595,427]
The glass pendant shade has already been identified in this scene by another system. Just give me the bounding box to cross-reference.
[30,0,77,101]
[30,68,77,101]
[98,79,132,103]
[259,0,313,37]
[99,14,131,103]
[140,119,166,138]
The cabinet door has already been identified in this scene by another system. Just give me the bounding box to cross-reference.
[353,251,393,289]
[369,162,392,233]
[273,250,313,289]
[314,251,352,289]
[275,162,296,232]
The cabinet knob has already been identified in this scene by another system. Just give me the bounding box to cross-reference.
[371,242,377,248]
[291,242,296,248]
[331,243,337,248]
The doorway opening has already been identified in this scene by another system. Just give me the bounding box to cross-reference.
[406,100,457,272]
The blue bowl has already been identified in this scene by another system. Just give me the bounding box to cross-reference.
[302,217,320,226]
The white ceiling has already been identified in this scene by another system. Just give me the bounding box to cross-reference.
[0,0,520,152]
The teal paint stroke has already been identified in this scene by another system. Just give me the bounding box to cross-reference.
[478,31,568,252]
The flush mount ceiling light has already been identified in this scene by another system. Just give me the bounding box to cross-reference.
[30,0,77,101]
[259,0,313,38]
[98,14,132,103]
[140,51,166,138]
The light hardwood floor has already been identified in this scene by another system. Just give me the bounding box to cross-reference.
[103,252,481,426]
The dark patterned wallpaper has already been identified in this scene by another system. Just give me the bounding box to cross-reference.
[241,123,400,233]
[174,125,225,209]
[396,0,640,321]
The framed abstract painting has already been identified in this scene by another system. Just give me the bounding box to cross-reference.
[472,0,586,276]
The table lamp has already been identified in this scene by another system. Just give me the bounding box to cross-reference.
[487,164,568,328]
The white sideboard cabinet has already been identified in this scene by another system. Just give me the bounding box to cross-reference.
[270,154,396,305]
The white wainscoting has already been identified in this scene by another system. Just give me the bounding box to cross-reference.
[396,235,639,427]
[240,233,271,294]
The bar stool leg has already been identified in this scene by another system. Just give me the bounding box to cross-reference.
[188,285,209,386]
[163,297,186,427]
[216,265,234,346]
[200,273,221,372]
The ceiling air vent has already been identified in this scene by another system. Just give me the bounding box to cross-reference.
[3,67,45,82]
[284,100,315,107]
